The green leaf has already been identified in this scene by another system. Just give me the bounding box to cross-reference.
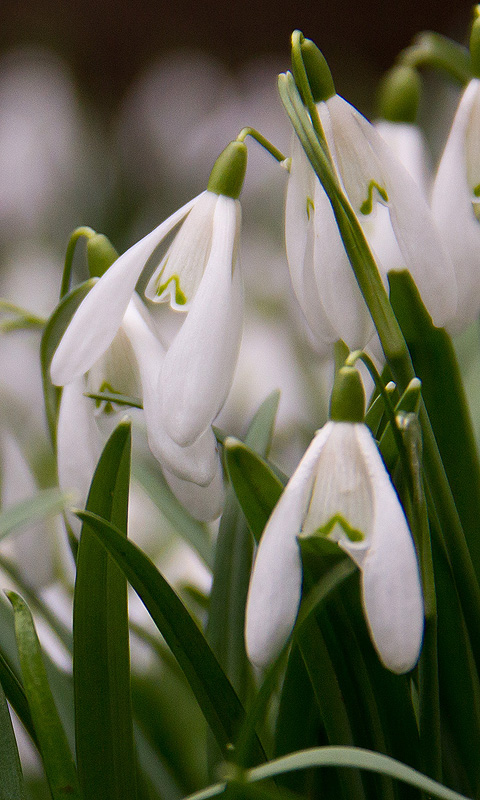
[223,439,284,544]
[73,420,137,800]
[0,489,69,542]
[7,592,81,800]
[390,270,480,586]
[132,460,213,570]
[40,278,96,444]
[74,508,266,767]
[206,393,280,711]
[185,746,472,800]
[0,650,36,747]
[0,678,26,800]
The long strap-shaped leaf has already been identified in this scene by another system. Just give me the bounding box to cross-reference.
[7,593,82,800]
[184,746,472,800]
[0,677,26,800]
[73,420,137,800]
[75,508,266,766]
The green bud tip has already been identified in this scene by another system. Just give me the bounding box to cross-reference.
[470,6,480,79]
[329,366,365,423]
[207,140,248,200]
[377,65,421,123]
[292,33,335,104]
[87,234,119,279]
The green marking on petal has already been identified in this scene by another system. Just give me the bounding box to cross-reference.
[360,181,389,216]
[318,513,365,543]
[474,183,480,197]
[473,200,480,222]
[306,196,315,220]
[97,381,117,414]
[155,273,187,306]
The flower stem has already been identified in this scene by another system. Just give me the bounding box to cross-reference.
[236,128,286,164]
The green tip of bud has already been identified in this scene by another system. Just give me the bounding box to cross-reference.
[377,65,421,123]
[292,34,336,103]
[207,141,248,199]
[470,6,480,78]
[87,234,119,279]
[329,366,365,423]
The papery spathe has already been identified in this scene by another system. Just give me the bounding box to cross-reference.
[245,421,424,673]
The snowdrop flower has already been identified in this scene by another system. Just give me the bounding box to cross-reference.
[50,141,247,517]
[285,44,456,351]
[431,78,480,330]
[245,367,424,674]
[56,295,225,522]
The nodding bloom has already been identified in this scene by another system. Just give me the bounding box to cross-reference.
[245,405,424,674]
[431,78,480,331]
[50,141,247,519]
[285,87,456,351]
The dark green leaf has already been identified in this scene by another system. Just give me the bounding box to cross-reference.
[74,508,266,767]
[7,592,81,800]
[73,420,137,800]
[0,678,26,800]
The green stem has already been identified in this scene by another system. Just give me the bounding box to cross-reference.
[399,32,471,86]
[236,128,286,164]
[0,299,46,331]
[60,226,96,300]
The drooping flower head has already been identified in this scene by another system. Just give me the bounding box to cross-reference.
[50,140,247,520]
[285,38,456,352]
[245,365,424,674]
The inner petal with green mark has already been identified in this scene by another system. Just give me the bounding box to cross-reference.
[146,191,217,310]
[360,181,389,216]
[318,512,365,542]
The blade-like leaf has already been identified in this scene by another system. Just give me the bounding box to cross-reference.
[7,592,81,800]
[185,746,472,800]
[223,438,284,544]
[73,420,137,800]
[206,392,281,717]
[0,678,26,800]
[40,278,96,444]
[74,508,266,766]
[0,489,69,542]
[0,651,36,747]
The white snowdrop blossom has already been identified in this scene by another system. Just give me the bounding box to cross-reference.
[431,78,480,330]
[285,94,456,351]
[55,295,225,522]
[50,181,244,520]
[245,420,424,674]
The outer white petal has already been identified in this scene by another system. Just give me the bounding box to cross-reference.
[347,425,424,673]
[312,178,375,349]
[245,423,334,669]
[56,377,103,534]
[375,121,430,195]
[120,295,220,486]
[50,194,199,386]
[161,196,243,446]
[163,461,225,522]
[353,106,457,327]
[285,137,338,347]
[432,79,480,330]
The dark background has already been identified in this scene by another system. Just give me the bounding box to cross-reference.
[0,0,474,112]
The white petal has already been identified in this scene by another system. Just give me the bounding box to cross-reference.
[161,196,243,446]
[56,377,103,534]
[50,194,199,386]
[375,121,430,195]
[163,461,225,522]
[145,191,217,308]
[120,296,221,486]
[245,423,333,669]
[285,137,338,346]
[351,425,424,673]
[312,178,375,349]
[356,109,457,327]
[432,79,480,330]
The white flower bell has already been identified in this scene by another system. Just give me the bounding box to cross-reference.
[245,366,424,674]
[50,141,247,518]
[285,44,456,351]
